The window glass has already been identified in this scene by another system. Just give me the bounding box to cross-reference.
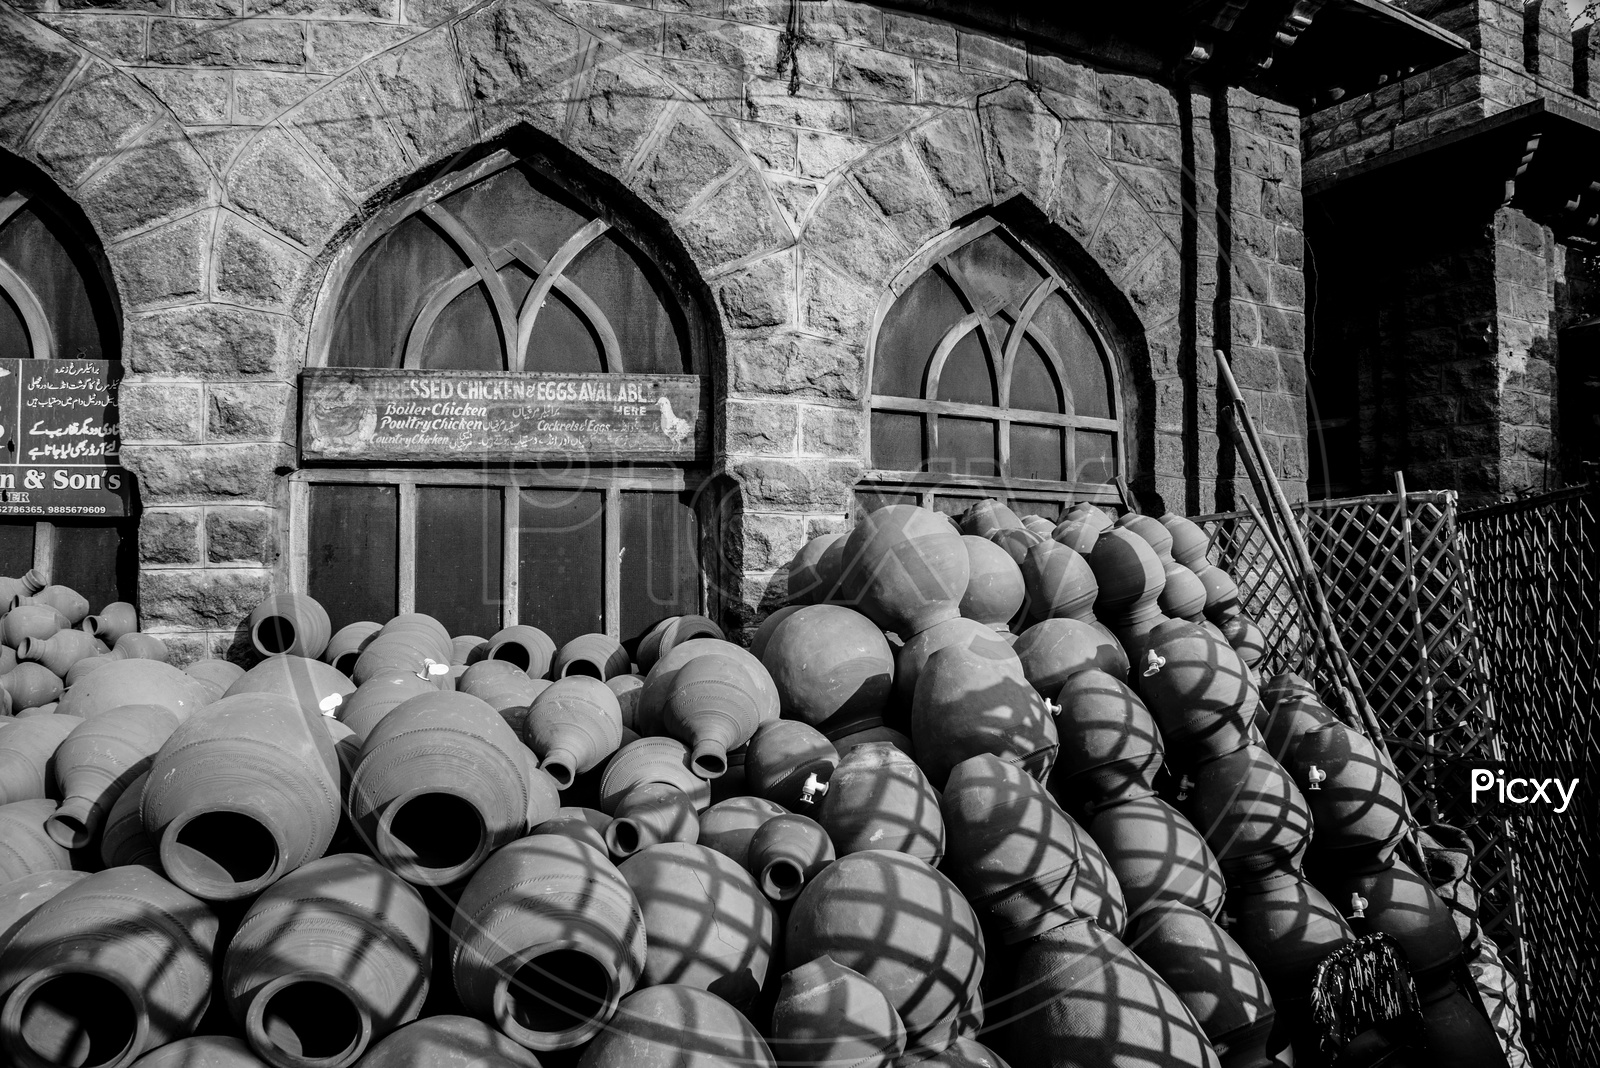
[518,488,604,646]
[620,490,700,644]
[1010,335,1063,414]
[936,330,996,406]
[1011,424,1065,482]
[946,229,1042,311]
[0,202,106,360]
[330,213,465,369]
[418,282,502,371]
[50,524,131,617]
[1075,430,1117,484]
[1035,290,1112,418]
[874,269,966,398]
[308,484,399,627]
[416,486,504,638]
[870,412,923,472]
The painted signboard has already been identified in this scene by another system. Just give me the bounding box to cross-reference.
[0,358,130,517]
[300,369,709,463]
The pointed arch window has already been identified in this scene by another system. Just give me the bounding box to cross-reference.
[864,218,1124,515]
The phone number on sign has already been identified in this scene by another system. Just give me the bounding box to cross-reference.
[0,504,109,515]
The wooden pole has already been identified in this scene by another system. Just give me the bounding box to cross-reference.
[1396,471,1438,820]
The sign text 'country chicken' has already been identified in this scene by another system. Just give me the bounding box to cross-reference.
[299,369,709,463]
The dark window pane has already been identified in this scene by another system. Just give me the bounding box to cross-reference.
[621,490,700,645]
[523,288,605,374]
[1,522,35,573]
[1010,335,1064,413]
[518,488,604,646]
[441,163,590,266]
[1008,499,1065,520]
[1010,423,1064,482]
[50,522,133,613]
[931,417,997,476]
[855,488,919,519]
[936,329,996,406]
[1075,430,1116,484]
[1032,291,1112,418]
[0,203,105,361]
[945,230,1042,312]
[309,484,398,629]
[565,231,689,374]
[416,486,503,637]
[419,281,503,371]
[331,213,466,369]
[871,411,923,471]
[874,269,967,397]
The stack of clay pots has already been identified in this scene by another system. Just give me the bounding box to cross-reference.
[0,515,1510,1068]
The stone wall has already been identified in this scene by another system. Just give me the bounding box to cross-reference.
[0,0,1307,656]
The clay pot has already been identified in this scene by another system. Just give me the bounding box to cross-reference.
[911,641,1058,789]
[690,797,780,869]
[17,630,100,677]
[747,813,834,902]
[893,1037,1012,1068]
[1020,541,1098,623]
[350,691,536,887]
[63,655,110,690]
[0,645,14,676]
[1047,669,1164,815]
[549,633,629,681]
[226,654,358,720]
[0,714,82,805]
[1138,622,1256,768]
[459,661,544,714]
[1319,858,1462,977]
[635,615,724,672]
[0,871,88,965]
[80,601,139,645]
[351,629,448,687]
[249,593,333,660]
[128,1037,271,1068]
[605,783,700,859]
[958,535,1026,630]
[760,605,895,728]
[0,570,46,608]
[1,606,67,649]
[942,754,1111,943]
[1014,618,1129,692]
[15,587,85,626]
[524,677,624,789]
[1179,745,1311,880]
[606,674,646,731]
[144,691,341,901]
[787,849,983,1054]
[1160,514,1212,571]
[1052,505,1112,554]
[786,534,849,608]
[340,671,441,741]
[1220,615,1267,667]
[1260,671,1317,710]
[1115,513,1176,563]
[325,621,383,676]
[839,505,971,637]
[997,916,1220,1068]
[1021,514,1057,536]
[0,799,72,881]
[1292,723,1408,870]
[984,527,1045,569]
[598,737,711,815]
[771,955,906,1068]
[353,1016,542,1068]
[108,633,170,664]
[58,659,213,720]
[452,834,646,1051]
[1124,902,1274,1068]
[45,705,180,849]
[957,499,1024,538]
[1417,980,1513,1068]
[662,652,765,779]
[829,721,915,757]
[1086,796,1225,921]
[636,638,779,738]
[100,771,158,871]
[618,842,775,1010]
[745,720,839,808]
[574,984,774,1068]
[0,864,219,1068]
[892,617,1014,713]
[1223,872,1352,1017]
[532,807,612,855]
[1087,527,1168,640]
[452,635,489,667]
[1197,566,1242,623]
[1158,560,1207,619]
[184,659,247,702]
[818,743,945,865]
[749,607,801,663]
[0,665,63,713]
[223,853,433,1068]
[1255,691,1336,764]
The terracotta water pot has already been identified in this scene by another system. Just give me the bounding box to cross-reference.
[99,771,158,871]
[749,607,802,663]
[958,499,1025,538]
[552,634,631,681]
[598,737,711,814]
[985,526,1046,568]
[839,505,971,637]
[0,864,219,1068]
[959,535,1026,630]
[1318,858,1462,977]
[46,705,179,849]
[226,654,358,720]
[894,1037,1012,1068]
[1020,541,1098,623]
[0,645,14,677]
[1,606,67,649]
[248,593,333,660]
[997,916,1220,1068]
[771,955,906,1068]
[58,659,213,720]
[0,799,72,881]
[618,842,776,1011]
[533,806,612,855]
[1223,872,1352,1021]
[61,655,110,689]
[760,605,895,727]
[1255,691,1336,764]
[818,742,945,865]
[1086,528,1169,649]
[604,783,700,859]
[1086,795,1225,921]
[1138,622,1256,768]
[574,984,775,1068]
[20,587,88,626]
[1021,515,1057,536]
[635,615,724,672]
[1158,561,1207,620]
[223,853,433,1068]
[1047,669,1164,815]
[184,659,246,702]
[524,677,624,789]
[0,570,46,608]
[1160,514,1211,571]
[0,664,64,712]
[695,796,785,868]
[352,1016,542,1068]
[786,534,849,608]
[1052,505,1112,554]
[1116,513,1176,564]
[350,691,535,887]
[1291,723,1407,870]
[662,652,766,779]
[1259,671,1317,710]
[144,691,341,901]
[452,834,647,1052]
[828,720,915,758]
[324,621,382,676]
[128,1037,270,1068]
[487,626,558,679]
[911,641,1058,789]
[108,632,170,663]
[606,674,646,731]
[17,630,99,677]
[0,714,82,805]
[339,671,440,741]
[451,635,489,667]
[1178,744,1312,880]
[1124,902,1275,1068]
[746,813,834,901]
[1220,615,1267,668]
[0,871,88,963]
[636,638,779,738]
[1197,566,1242,624]
[786,850,985,1055]
[892,617,1014,714]
[942,754,1113,943]
[1416,979,1512,1068]
[459,661,544,726]
[351,630,449,687]
[745,720,839,809]
[381,614,452,655]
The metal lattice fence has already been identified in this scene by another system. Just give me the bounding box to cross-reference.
[1460,485,1600,1068]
